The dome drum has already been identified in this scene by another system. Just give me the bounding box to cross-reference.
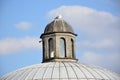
[41,32,78,63]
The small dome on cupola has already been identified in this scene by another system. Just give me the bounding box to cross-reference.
[44,15,75,35]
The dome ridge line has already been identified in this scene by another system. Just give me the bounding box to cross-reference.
[62,62,70,79]
[61,19,65,32]
[97,68,114,80]
[80,64,97,79]
[86,65,105,79]
[72,63,88,79]
[42,63,53,79]
[53,19,56,32]
[24,69,34,80]
[68,62,79,79]
[32,63,50,79]
[58,62,60,79]
[50,62,56,79]
[104,70,117,80]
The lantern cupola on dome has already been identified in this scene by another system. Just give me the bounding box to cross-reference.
[40,15,78,63]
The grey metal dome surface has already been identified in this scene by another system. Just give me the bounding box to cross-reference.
[44,18,74,34]
[1,62,120,80]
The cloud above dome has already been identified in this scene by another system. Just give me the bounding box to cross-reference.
[48,5,120,35]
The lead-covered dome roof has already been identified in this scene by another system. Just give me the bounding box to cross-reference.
[1,62,120,80]
[44,17,74,34]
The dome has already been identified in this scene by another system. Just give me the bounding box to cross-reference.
[1,62,120,80]
[44,17,74,34]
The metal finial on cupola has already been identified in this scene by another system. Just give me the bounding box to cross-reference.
[55,15,62,19]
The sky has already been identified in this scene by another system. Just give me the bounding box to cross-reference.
[0,0,120,77]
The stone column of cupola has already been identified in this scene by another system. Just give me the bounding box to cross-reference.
[55,35,59,58]
[71,37,76,59]
[52,36,56,58]
[41,34,55,62]
[65,36,71,58]
[41,37,48,62]
[65,34,75,59]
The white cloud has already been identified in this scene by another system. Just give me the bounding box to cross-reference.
[48,5,120,36]
[15,22,32,30]
[79,51,120,73]
[78,39,115,49]
[0,37,42,54]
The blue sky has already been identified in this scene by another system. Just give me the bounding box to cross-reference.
[0,0,120,77]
